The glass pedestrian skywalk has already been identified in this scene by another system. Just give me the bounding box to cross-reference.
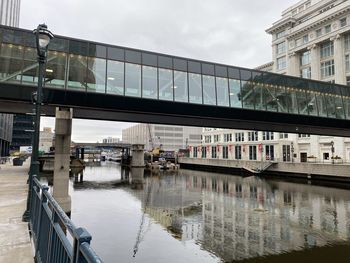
[1,25,350,120]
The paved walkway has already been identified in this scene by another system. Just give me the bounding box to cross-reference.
[0,160,33,263]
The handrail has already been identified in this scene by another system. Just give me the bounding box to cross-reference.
[29,175,103,263]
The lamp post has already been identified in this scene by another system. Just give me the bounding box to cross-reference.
[23,24,53,222]
[331,140,335,164]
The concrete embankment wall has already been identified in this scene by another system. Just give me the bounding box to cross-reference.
[178,158,350,183]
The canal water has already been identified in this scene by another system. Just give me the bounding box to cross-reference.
[68,162,350,263]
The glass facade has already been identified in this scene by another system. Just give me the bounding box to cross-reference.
[0,25,349,121]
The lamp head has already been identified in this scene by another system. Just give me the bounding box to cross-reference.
[33,24,54,59]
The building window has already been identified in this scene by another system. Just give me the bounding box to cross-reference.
[222,146,229,159]
[277,56,286,70]
[344,34,350,51]
[213,134,220,143]
[300,50,311,65]
[276,30,285,39]
[298,134,310,138]
[235,146,242,160]
[325,24,331,33]
[248,131,258,141]
[262,131,274,140]
[347,76,350,86]
[204,135,212,143]
[193,147,198,158]
[321,60,335,78]
[346,55,350,72]
[211,146,217,158]
[279,133,288,139]
[249,146,257,160]
[235,132,244,142]
[301,67,311,79]
[316,28,322,37]
[303,34,309,44]
[320,41,334,58]
[276,42,286,55]
[202,147,207,158]
[340,17,347,27]
[223,133,232,142]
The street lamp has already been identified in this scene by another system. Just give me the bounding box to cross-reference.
[331,140,335,164]
[23,24,53,222]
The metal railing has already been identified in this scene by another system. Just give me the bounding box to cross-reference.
[29,176,103,263]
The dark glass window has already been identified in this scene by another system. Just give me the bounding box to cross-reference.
[49,37,69,52]
[188,61,201,74]
[203,75,216,105]
[215,65,227,78]
[67,54,88,91]
[125,50,141,64]
[45,51,67,89]
[202,63,215,76]
[108,47,124,61]
[0,43,24,84]
[158,56,172,69]
[174,71,188,102]
[228,67,240,79]
[158,68,173,101]
[142,53,157,67]
[88,44,107,58]
[189,73,202,104]
[86,57,106,93]
[142,66,158,99]
[69,40,88,56]
[173,58,187,71]
[22,47,39,86]
[125,63,141,97]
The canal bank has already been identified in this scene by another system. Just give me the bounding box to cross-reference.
[178,157,350,183]
[0,160,33,263]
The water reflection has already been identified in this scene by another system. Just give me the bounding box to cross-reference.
[69,162,350,263]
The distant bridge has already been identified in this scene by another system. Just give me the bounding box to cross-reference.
[72,142,131,149]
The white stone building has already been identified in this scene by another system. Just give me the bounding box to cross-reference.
[190,0,350,163]
[122,124,202,152]
[39,127,54,153]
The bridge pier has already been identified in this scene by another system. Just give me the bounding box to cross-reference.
[53,107,72,215]
[130,167,144,190]
[131,144,145,168]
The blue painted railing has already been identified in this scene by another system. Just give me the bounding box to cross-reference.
[29,176,103,263]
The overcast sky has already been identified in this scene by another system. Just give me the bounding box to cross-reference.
[20,0,297,142]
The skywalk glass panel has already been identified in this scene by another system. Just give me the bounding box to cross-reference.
[274,85,288,113]
[142,66,157,99]
[86,57,106,93]
[189,73,202,104]
[45,51,66,89]
[284,77,299,114]
[324,85,344,119]
[158,68,173,101]
[174,70,188,102]
[106,60,124,95]
[314,83,328,117]
[68,54,88,91]
[0,43,23,84]
[21,47,39,86]
[304,87,318,116]
[202,75,216,105]
[252,73,267,111]
[341,86,350,119]
[228,79,242,108]
[241,81,256,110]
[216,77,229,107]
[125,63,141,97]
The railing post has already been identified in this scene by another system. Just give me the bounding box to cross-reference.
[46,209,59,263]
[34,183,49,262]
[72,227,92,263]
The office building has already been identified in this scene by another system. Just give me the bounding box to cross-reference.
[190,0,350,163]
[0,0,21,157]
[122,124,202,152]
